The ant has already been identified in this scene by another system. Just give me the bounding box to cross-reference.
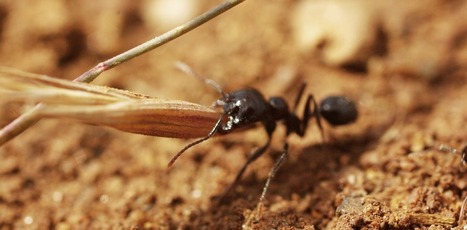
[169,63,358,204]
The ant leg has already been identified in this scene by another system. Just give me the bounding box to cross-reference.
[254,142,288,219]
[293,82,307,111]
[459,196,467,226]
[217,132,273,200]
[291,84,324,140]
[175,61,225,96]
[461,145,467,165]
[167,112,226,167]
[301,94,325,141]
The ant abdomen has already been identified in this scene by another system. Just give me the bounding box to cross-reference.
[319,96,358,126]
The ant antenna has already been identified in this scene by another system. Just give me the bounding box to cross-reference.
[175,61,225,96]
[167,112,226,167]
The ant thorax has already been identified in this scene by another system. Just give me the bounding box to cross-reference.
[214,89,273,134]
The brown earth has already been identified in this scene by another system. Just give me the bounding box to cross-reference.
[0,0,466,229]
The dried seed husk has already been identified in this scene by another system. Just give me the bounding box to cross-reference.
[37,100,218,138]
[0,66,219,138]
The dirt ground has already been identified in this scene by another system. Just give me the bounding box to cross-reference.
[1,0,466,229]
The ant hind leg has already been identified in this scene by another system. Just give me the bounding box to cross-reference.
[300,94,325,141]
[243,142,289,226]
[293,82,307,111]
[257,142,288,215]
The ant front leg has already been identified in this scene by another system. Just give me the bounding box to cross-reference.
[168,112,227,167]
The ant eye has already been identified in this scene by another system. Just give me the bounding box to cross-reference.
[320,96,357,126]
[269,97,289,119]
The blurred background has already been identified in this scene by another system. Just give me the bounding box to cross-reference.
[0,0,466,228]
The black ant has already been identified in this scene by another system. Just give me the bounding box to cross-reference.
[169,63,358,203]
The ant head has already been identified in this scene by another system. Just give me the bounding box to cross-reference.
[320,96,358,126]
[268,97,289,120]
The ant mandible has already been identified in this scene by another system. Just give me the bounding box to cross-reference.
[168,63,358,200]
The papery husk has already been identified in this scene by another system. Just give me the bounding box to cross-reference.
[0,67,219,138]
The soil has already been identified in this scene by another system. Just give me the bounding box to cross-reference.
[0,0,466,229]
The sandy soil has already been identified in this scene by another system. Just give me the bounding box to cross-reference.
[0,0,466,229]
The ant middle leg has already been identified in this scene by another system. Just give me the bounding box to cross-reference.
[217,131,273,201]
